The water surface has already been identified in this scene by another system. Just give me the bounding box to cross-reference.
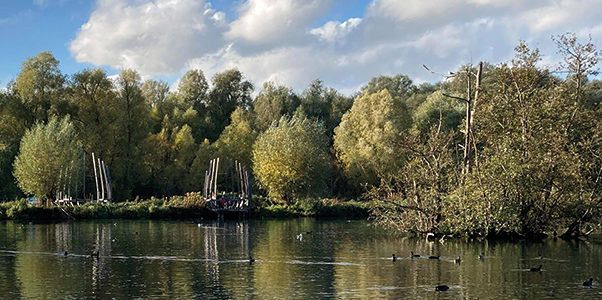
[0,219,600,299]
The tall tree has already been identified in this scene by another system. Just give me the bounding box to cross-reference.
[70,69,117,162]
[14,51,66,122]
[114,69,150,199]
[0,91,29,200]
[206,69,253,141]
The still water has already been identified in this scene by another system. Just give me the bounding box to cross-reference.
[0,218,600,299]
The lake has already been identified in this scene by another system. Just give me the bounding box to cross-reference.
[0,219,600,299]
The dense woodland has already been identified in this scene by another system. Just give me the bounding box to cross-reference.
[0,33,600,237]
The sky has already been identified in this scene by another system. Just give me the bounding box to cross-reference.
[1,0,602,94]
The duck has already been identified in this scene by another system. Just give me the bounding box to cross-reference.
[428,255,440,260]
[454,256,461,264]
[392,254,397,262]
[410,251,420,258]
[435,285,449,291]
[478,252,485,260]
[530,265,542,272]
[62,251,68,257]
[535,253,543,260]
[296,233,303,240]
[90,251,99,258]
[583,278,593,287]
[249,256,255,264]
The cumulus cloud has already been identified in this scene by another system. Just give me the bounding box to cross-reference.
[226,0,332,46]
[310,18,362,42]
[70,0,602,94]
[70,0,227,75]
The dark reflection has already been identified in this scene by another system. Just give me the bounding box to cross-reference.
[0,219,601,299]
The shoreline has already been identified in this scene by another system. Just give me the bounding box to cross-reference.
[0,197,370,221]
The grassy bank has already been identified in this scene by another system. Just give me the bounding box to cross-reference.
[0,196,369,221]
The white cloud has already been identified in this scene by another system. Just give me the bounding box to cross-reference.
[310,18,362,42]
[226,0,332,46]
[70,0,602,94]
[70,0,227,75]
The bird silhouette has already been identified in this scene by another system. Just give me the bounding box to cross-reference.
[410,251,420,258]
[90,251,99,258]
[435,285,449,291]
[583,278,593,287]
[530,265,542,272]
[454,256,461,264]
[478,252,485,260]
[392,254,397,262]
[249,256,255,264]
[428,255,440,260]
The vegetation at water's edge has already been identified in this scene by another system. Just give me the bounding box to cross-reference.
[0,33,600,238]
[0,197,369,220]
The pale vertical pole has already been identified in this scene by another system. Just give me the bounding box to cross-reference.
[103,162,112,202]
[83,152,86,200]
[208,159,214,198]
[98,158,105,201]
[92,152,99,201]
[204,170,209,198]
[214,158,220,197]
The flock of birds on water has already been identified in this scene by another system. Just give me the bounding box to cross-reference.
[390,251,595,292]
[54,223,596,293]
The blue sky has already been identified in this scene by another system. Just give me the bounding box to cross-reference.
[2,0,601,93]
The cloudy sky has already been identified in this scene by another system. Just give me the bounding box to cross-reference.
[2,0,601,94]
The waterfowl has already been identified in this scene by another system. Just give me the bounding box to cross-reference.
[530,265,542,272]
[90,251,99,258]
[583,278,593,287]
[478,252,485,260]
[454,256,461,264]
[535,253,543,260]
[392,254,397,262]
[249,256,255,264]
[305,231,312,235]
[428,255,440,260]
[296,233,303,240]
[410,251,420,258]
[435,285,449,291]
[62,251,68,257]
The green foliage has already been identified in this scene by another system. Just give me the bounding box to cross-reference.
[360,74,415,101]
[0,92,29,200]
[70,68,117,160]
[178,69,209,112]
[14,51,66,122]
[206,69,253,141]
[215,107,258,168]
[253,115,332,203]
[253,82,300,132]
[334,89,412,189]
[412,90,464,135]
[113,69,151,199]
[13,117,82,201]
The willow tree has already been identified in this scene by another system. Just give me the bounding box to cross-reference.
[333,89,412,191]
[13,117,82,205]
[253,115,331,203]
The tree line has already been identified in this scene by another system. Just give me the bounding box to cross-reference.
[0,33,600,237]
